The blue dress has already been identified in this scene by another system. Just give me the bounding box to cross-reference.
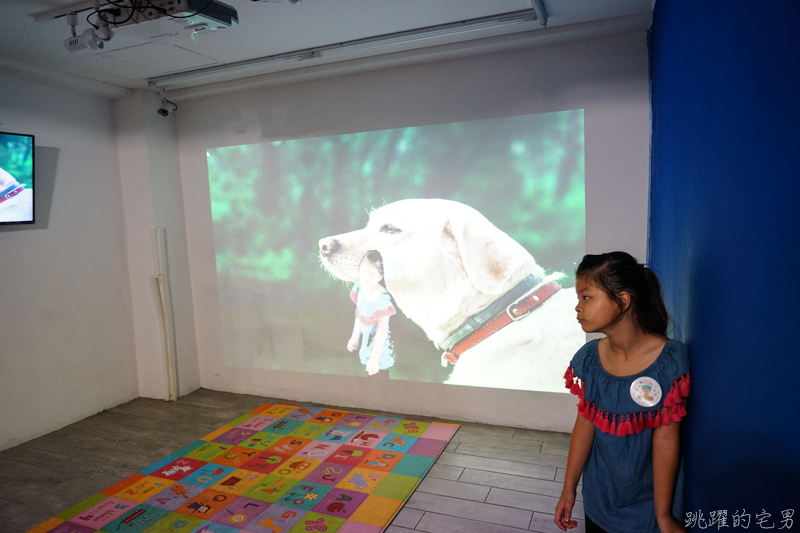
[565,339,691,533]
[349,281,396,370]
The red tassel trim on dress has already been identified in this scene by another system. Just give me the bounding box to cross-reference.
[354,306,397,325]
[564,366,690,436]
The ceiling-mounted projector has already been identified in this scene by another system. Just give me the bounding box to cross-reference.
[106,0,238,31]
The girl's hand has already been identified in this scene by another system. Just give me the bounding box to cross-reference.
[657,515,686,533]
[347,336,360,352]
[554,489,578,530]
[365,358,380,376]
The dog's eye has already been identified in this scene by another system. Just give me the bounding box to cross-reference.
[379,224,400,234]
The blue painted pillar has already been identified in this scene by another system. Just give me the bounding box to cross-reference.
[649,0,800,526]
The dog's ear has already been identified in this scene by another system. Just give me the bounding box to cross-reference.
[443,216,528,295]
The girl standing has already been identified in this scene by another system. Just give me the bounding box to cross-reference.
[347,250,396,376]
[555,252,690,533]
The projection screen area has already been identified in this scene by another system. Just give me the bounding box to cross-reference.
[207,109,585,392]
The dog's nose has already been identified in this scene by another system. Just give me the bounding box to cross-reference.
[319,237,340,257]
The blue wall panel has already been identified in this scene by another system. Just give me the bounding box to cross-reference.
[650,0,800,522]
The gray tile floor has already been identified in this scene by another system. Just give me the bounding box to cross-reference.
[0,389,585,533]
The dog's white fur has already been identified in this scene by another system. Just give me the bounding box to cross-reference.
[319,198,584,392]
[0,166,33,223]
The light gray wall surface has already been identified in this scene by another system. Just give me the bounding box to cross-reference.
[0,75,138,451]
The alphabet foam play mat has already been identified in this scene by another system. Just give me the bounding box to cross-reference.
[27,402,459,533]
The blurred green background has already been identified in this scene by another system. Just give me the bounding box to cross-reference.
[0,133,34,189]
[209,110,584,302]
[207,109,585,384]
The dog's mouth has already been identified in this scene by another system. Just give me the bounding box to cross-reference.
[318,245,360,283]
[319,254,359,282]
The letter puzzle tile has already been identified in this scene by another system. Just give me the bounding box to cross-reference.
[242,475,299,504]
[145,482,207,511]
[284,406,324,422]
[335,413,375,429]
[207,495,269,528]
[97,503,170,533]
[173,489,234,519]
[238,431,283,451]
[28,406,458,533]
[138,513,205,532]
[259,403,300,418]
[288,512,346,533]
[236,416,278,432]
[247,503,306,532]
[301,462,354,487]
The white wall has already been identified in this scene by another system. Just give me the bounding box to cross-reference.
[0,75,139,450]
[177,31,651,432]
[114,90,201,400]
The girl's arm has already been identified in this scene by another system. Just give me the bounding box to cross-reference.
[555,414,595,531]
[365,316,389,375]
[347,316,361,352]
[652,408,687,533]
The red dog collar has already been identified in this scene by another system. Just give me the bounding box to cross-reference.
[0,185,24,205]
[441,280,562,366]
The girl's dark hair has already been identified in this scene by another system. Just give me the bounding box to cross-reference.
[576,251,669,336]
[360,250,386,288]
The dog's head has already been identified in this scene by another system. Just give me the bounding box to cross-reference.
[319,199,544,340]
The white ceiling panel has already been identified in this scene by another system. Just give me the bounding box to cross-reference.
[0,0,654,94]
[100,42,220,74]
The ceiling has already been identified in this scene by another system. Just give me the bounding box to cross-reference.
[0,0,654,98]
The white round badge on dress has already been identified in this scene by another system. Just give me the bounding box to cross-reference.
[630,377,662,407]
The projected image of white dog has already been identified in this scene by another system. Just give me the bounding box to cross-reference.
[319,198,584,392]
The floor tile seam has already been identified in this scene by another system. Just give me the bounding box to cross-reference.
[451,437,546,451]
[408,493,536,517]
[0,489,59,514]
[61,421,205,445]
[453,479,581,501]
[483,492,563,514]
[437,462,557,482]
[86,412,222,433]
[0,457,68,478]
[58,432,180,457]
[2,445,128,469]
[414,485,491,503]
[413,510,534,533]
[108,405,244,424]
[428,476,499,490]
[455,443,568,461]
[0,455,118,477]
[410,509,427,529]
[457,468,576,495]
[25,439,161,467]
[511,434,572,444]
[487,485,563,503]
[449,449,566,469]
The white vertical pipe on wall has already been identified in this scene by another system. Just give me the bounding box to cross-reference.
[152,227,178,401]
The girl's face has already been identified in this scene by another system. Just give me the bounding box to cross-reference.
[358,259,384,288]
[575,277,624,333]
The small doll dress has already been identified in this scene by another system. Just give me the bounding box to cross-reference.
[349,281,396,370]
[564,339,691,533]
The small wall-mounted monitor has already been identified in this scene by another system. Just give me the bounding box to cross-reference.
[0,131,35,225]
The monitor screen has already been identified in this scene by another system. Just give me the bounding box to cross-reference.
[0,131,35,225]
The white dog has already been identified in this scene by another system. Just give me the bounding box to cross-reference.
[318,198,584,392]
